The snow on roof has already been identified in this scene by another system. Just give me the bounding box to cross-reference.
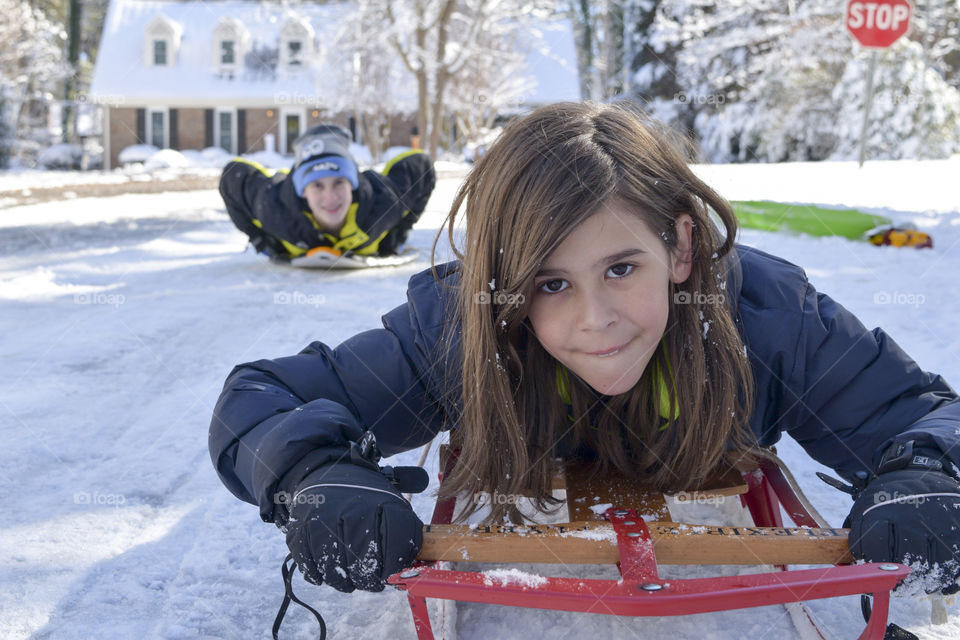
[90,0,579,109]
[90,0,363,108]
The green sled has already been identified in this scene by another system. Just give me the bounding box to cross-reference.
[731,201,891,240]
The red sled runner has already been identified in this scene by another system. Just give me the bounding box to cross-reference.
[388,448,912,640]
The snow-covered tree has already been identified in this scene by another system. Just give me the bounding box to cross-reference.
[908,0,960,89]
[571,0,626,100]
[627,0,960,162]
[626,0,682,106]
[445,17,542,154]
[367,0,553,159]
[330,6,413,162]
[0,0,68,166]
[831,38,960,160]
[687,1,850,162]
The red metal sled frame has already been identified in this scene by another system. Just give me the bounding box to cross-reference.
[388,455,910,640]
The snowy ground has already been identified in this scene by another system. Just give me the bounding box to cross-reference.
[1,157,959,639]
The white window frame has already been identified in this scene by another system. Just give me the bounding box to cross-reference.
[212,17,249,73]
[145,15,181,67]
[279,18,314,70]
[147,107,169,149]
[279,108,306,155]
[215,107,238,154]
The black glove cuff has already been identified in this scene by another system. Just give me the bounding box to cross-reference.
[877,440,959,481]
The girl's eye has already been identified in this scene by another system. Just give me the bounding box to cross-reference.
[537,278,569,294]
[607,263,634,278]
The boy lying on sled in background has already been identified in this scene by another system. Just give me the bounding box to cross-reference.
[219,123,435,261]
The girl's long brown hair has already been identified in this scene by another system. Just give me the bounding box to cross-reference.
[433,102,756,523]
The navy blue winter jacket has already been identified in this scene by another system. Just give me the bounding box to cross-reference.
[209,246,960,525]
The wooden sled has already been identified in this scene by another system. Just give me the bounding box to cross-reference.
[387,449,911,640]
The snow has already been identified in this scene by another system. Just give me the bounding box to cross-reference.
[1,157,960,638]
[142,149,191,171]
[117,144,160,165]
[481,568,548,589]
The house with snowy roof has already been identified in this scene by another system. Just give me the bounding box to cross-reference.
[90,0,580,169]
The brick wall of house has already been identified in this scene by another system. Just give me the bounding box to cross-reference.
[109,107,140,169]
[243,109,280,153]
[388,114,418,148]
[176,108,206,151]
[108,107,422,168]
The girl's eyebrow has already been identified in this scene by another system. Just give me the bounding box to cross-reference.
[536,248,647,277]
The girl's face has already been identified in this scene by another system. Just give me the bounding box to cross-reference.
[303,176,353,233]
[527,202,693,396]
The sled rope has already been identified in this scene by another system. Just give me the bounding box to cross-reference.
[273,553,326,640]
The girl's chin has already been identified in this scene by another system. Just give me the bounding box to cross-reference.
[581,374,642,397]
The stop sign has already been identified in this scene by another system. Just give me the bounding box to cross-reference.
[846,0,912,48]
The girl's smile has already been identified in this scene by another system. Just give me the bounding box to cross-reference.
[588,341,630,357]
[527,201,693,396]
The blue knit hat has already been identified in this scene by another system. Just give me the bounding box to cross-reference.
[291,124,359,196]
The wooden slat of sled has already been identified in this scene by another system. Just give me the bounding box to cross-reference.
[418,521,854,566]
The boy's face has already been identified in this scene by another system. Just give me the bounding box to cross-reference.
[526,202,693,397]
[303,176,353,233]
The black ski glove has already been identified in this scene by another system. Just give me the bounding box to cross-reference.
[844,441,960,594]
[283,435,426,593]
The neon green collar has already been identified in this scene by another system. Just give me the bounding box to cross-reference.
[555,342,678,423]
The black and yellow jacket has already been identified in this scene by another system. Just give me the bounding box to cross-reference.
[219,150,435,258]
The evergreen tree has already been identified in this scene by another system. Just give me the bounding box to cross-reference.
[832,39,960,160]
[626,0,960,161]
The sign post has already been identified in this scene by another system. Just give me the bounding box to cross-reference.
[844,0,913,167]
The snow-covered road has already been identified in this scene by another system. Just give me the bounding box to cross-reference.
[1,158,959,639]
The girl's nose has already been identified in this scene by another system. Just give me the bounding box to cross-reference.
[576,287,618,330]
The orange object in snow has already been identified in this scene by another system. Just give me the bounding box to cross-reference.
[305,246,343,258]
[866,226,933,248]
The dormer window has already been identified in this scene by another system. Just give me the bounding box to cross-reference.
[220,40,235,65]
[153,40,167,65]
[287,41,302,66]
[144,14,182,67]
[279,17,314,70]
[212,16,249,72]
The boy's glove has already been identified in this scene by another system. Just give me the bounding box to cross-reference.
[283,434,427,593]
[844,441,960,594]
